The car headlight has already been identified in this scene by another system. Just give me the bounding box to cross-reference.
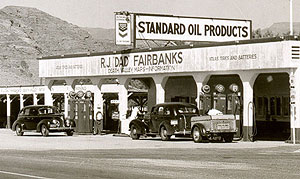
[52,119,60,127]
[65,119,70,127]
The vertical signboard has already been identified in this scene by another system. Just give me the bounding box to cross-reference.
[115,13,131,45]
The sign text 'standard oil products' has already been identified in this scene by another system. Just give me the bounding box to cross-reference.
[135,14,251,42]
[138,22,249,38]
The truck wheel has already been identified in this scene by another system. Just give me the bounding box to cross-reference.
[66,130,74,136]
[223,134,234,143]
[41,124,49,137]
[192,126,203,143]
[130,124,140,140]
[16,124,24,136]
[160,126,171,141]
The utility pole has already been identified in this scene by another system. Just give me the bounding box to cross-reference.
[290,0,293,35]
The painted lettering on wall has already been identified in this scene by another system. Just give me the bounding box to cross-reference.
[208,54,257,61]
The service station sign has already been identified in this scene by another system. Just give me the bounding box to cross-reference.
[135,14,252,42]
[115,13,131,45]
[39,41,293,78]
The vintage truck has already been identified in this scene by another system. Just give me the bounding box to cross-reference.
[190,114,237,143]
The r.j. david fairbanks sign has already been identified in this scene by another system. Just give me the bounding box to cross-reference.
[135,14,251,42]
[39,42,292,78]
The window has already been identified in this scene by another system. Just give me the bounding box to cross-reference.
[270,97,276,115]
[263,97,269,116]
[177,106,198,114]
[282,96,290,116]
[257,97,263,116]
[164,107,171,115]
[38,107,56,114]
[24,109,30,116]
[276,97,281,116]
[29,109,38,116]
[158,106,164,115]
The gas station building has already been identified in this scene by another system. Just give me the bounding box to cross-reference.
[0,36,299,142]
[33,36,298,142]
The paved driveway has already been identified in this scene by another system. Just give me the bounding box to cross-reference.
[0,129,293,151]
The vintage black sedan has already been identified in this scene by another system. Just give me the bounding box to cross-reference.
[129,102,199,141]
[12,105,75,137]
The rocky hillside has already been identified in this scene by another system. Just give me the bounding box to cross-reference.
[0,6,120,86]
[264,22,300,35]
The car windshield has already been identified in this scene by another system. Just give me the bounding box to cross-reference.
[38,107,58,114]
[176,106,198,114]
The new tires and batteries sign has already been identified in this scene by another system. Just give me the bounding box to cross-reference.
[135,14,252,42]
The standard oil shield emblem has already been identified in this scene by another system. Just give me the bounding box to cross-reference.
[118,23,128,37]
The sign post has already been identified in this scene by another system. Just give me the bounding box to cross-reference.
[290,74,296,144]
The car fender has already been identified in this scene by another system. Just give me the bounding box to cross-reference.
[11,121,18,131]
[129,119,147,134]
[11,120,23,131]
[192,123,207,136]
[159,121,175,135]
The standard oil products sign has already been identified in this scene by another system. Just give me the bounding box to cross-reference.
[115,12,131,45]
[135,14,252,42]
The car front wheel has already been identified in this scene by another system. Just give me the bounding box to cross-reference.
[160,126,171,141]
[192,126,203,143]
[41,124,49,137]
[66,130,74,136]
[130,124,140,140]
[16,124,24,136]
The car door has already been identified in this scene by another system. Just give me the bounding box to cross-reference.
[151,106,165,132]
[23,108,38,130]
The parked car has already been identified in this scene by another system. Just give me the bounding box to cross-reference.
[191,113,237,143]
[129,102,199,141]
[12,105,75,137]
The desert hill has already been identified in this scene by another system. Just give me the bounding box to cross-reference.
[0,6,299,86]
[0,6,120,86]
[262,22,300,35]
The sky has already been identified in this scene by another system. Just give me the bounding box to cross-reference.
[0,0,299,30]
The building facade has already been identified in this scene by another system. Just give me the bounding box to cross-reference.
[1,37,299,142]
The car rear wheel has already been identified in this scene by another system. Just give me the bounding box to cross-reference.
[66,130,74,136]
[41,124,49,137]
[16,124,24,136]
[223,134,234,143]
[160,126,171,141]
[130,124,140,140]
[192,126,203,143]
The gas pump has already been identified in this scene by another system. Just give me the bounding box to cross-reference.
[68,91,94,133]
[199,85,212,115]
[213,84,226,114]
[227,83,242,138]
